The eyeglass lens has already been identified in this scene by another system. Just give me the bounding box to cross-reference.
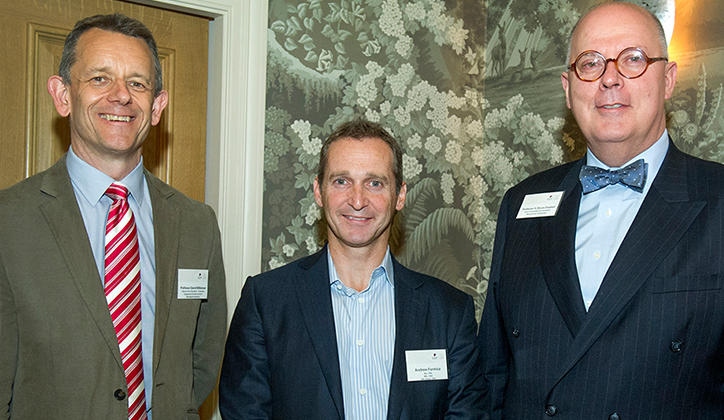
[575,48,650,81]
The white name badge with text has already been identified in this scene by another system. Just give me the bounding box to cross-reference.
[405,349,448,381]
[177,269,209,299]
[516,191,565,219]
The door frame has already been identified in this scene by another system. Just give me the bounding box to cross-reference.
[129,0,267,320]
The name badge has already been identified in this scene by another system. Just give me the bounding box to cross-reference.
[177,269,208,299]
[405,349,448,381]
[516,191,565,219]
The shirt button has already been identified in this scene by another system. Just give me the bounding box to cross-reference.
[358,297,365,303]
[606,209,612,217]
[357,339,364,346]
[335,284,342,290]
[593,251,601,260]
[359,388,367,395]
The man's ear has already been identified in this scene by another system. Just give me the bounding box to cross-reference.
[561,71,572,109]
[664,61,678,100]
[151,90,169,126]
[313,177,323,208]
[47,76,71,117]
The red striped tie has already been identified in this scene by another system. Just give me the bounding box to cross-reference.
[104,183,147,420]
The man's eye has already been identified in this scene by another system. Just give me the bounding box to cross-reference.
[370,180,382,187]
[334,179,347,185]
[91,76,106,82]
[130,81,147,89]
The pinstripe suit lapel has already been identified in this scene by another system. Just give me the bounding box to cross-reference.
[39,157,124,370]
[294,248,345,419]
[539,159,588,338]
[552,143,706,390]
[386,261,427,420]
[145,171,181,373]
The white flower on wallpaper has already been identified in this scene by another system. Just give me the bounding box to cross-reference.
[262,0,576,319]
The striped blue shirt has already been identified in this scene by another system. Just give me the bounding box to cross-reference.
[328,248,396,420]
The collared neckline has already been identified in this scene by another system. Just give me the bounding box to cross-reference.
[585,129,669,196]
[66,146,146,207]
[328,246,395,295]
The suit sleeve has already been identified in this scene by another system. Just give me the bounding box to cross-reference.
[191,207,228,406]
[445,294,487,420]
[477,190,512,420]
[0,253,16,420]
[219,276,273,419]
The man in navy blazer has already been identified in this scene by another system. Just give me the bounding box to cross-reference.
[220,119,484,419]
[479,3,724,419]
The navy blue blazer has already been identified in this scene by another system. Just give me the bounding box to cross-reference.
[220,246,484,419]
[479,141,724,419]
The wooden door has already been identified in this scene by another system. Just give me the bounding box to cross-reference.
[0,0,209,202]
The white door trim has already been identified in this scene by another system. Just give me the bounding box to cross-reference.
[128,0,267,319]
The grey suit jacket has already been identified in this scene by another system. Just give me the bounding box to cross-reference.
[479,141,724,419]
[219,246,485,420]
[0,156,227,419]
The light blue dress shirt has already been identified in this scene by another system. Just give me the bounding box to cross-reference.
[575,131,669,311]
[328,248,396,420]
[66,147,156,417]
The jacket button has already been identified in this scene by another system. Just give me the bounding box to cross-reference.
[545,405,557,416]
[512,327,520,338]
[114,389,126,401]
[670,341,683,352]
[609,413,620,420]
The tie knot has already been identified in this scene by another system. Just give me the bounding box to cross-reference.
[105,182,129,202]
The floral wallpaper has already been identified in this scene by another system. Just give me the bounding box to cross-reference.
[261,0,724,321]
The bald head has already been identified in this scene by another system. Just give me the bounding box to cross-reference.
[567,2,668,65]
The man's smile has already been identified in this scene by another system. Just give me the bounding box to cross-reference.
[99,113,133,122]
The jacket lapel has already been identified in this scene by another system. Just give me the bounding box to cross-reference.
[386,260,427,420]
[294,248,345,419]
[539,159,588,338]
[144,171,181,372]
[551,143,705,391]
[39,156,124,369]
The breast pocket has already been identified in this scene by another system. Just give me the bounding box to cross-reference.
[651,274,722,294]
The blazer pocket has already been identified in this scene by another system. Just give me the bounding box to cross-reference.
[651,274,721,294]
[186,410,200,420]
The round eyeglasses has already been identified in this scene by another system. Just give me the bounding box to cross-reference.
[568,47,668,82]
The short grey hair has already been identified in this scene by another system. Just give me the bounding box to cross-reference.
[59,13,163,97]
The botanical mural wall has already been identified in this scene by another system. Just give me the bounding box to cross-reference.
[261,0,724,320]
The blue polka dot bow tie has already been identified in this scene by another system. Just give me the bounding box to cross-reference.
[579,159,647,194]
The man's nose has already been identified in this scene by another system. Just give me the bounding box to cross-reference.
[348,184,368,210]
[107,80,132,104]
[600,59,623,89]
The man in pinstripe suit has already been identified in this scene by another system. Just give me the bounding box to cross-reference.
[220,119,484,419]
[479,3,724,419]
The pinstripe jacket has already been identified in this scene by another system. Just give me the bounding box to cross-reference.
[479,141,724,420]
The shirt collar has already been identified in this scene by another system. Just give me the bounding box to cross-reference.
[585,129,669,193]
[66,146,146,207]
[327,246,395,291]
